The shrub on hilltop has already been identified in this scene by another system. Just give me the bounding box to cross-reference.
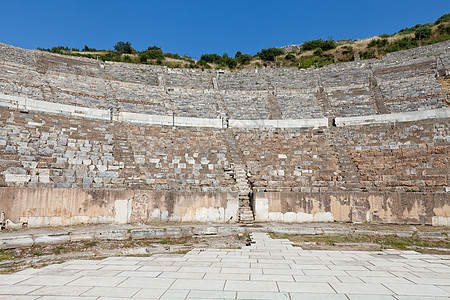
[113,41,134,54]
[413,24,432,39]
[257,48,284,61]
[302,38,336,51]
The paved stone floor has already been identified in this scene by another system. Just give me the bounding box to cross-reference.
[0,232,449,299]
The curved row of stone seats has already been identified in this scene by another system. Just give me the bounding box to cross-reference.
[383,40,449,62]
[0,41,448,121]
[276,92,324,119]
[171,90,219,118]
[379,76,444,113]
[103,62,160,85]
[0,43,38,68]
[439,52,450,75]
[222,91,271,119]
[270,69,320,92]
[372,57,446,113]
[218,69,272,91]
[328,89,378,117]
[165,68,215,90]
[0,107,235,192]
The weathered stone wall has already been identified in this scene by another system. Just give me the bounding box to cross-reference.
[0,42,448,226]
[253,192,450,226]
[0,188,238,227]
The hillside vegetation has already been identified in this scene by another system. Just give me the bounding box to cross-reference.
[38,13,450,71]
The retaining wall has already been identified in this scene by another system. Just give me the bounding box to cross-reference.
[252,192,450,226]
[0,188,238,227]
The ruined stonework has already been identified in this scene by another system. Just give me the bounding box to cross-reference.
[0,42,448,226]
[0,41,448,120]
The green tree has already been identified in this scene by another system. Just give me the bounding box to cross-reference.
[257,48,284,61]
[414,24,432,39]
[200,53,223,64]
[114,41,133,54]
[237,54,252,65]
[142,45,164,60]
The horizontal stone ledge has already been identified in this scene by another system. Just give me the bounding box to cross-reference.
[335,107,450,127]
[1,93,449,129]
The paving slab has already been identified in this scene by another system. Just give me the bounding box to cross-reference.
[0,231,448,299]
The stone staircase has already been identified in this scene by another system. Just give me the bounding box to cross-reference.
[369,66,389,114]
[225,134,254,223]
[332,139,365,191]
[233,164,254,223]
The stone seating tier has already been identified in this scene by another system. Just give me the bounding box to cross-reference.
[0,41,448,120]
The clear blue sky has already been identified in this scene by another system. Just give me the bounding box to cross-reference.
[0,0,448,59]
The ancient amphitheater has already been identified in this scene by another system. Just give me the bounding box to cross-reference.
[0,41,449,228]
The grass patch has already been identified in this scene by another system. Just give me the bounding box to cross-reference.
[0,249,14,261]
[270,233,449,250]
[52,246,64,255]
[84,241,98,248]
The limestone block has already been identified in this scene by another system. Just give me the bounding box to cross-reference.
[22,161,37,169]
[0,235,34,249]
[3,167,27,175]
[269,212,284,222]
[297,212,314,222]
[149,208,161,221]
[253,198,269,222]
[5,174,30,182]
[161,210,169,221]
[208,207,224,222]
[193,226,218,235]
[95,230,128,240]
[283,212,297,223]
[34,232,70,246]
[194,207,208,222]
[169,212,181,222]
[313,212,334,222]
[131,229,166,238]
[70,232,96,242]
[114,199,131,224]
[432,216,449,226]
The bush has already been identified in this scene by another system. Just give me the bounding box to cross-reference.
[222,53,237,69]
[257,47,284,61]
[236,54,252,65]
[139,53,148,62]
[385,37,416,52]
[114,41,133,54]
[82,45,97,52]
[435,13,450,24]
[302,38,336,51]
[360,51,374,59]
[313,48,323,55]
[297,55,334,69]
[285,53,296,60]
[200,53,223,64]
[142,45,164,60]
[414,24,432,39]
[368,38,388,48]
[379,33,391,38]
